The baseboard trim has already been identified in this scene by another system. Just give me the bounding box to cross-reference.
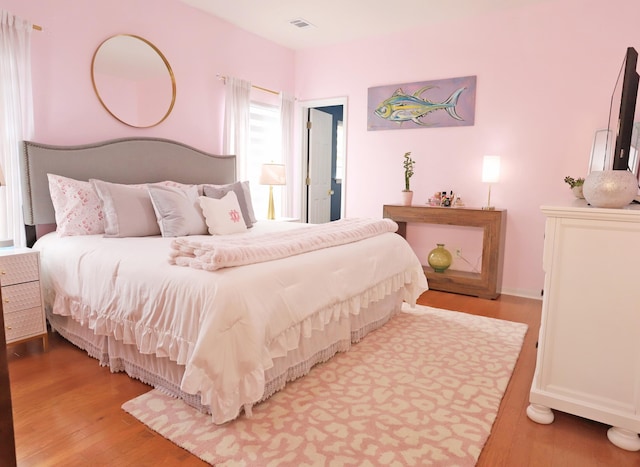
[500,288,543,300]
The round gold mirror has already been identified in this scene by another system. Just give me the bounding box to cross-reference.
[91,35,176,128]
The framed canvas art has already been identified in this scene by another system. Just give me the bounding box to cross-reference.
[368,75,476,131]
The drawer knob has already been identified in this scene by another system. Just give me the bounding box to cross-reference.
[5,326,11,330]
[3,299,8,303]
[0,271,5,275]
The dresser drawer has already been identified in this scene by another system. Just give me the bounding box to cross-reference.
[4,306,46,343]
[0,252,39,286]
[1,281,42,313]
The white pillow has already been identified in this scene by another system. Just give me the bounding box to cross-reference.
[202,181,253,228]
[47,174,105,236]
[199,191,248,235]
[91,179,161,237]
[148,184,207,237]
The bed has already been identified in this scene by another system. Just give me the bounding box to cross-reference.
[20,137,428,424]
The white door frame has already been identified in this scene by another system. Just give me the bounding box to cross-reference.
[298,97,348,223]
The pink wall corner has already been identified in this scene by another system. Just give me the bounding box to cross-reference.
[3,0,295,152]
[294,0,640,297]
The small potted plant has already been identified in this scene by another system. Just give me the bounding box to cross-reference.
[564,176,585,199]
[402,152,415,205]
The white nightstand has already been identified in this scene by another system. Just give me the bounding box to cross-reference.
[0,248,48,351]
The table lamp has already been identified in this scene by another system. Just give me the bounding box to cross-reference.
[259,163,286,220]
[482,155,500,210]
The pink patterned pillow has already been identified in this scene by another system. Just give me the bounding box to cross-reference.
[47,174,105,236]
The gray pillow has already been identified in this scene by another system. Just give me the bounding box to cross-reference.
[91,179,161,238]
[148,184,208,237]
[240,180,257,224]
[202,182,253,228]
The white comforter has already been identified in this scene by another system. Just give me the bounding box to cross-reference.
[34,221,428,423]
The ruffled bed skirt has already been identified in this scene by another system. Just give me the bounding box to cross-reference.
[47,290,404,417]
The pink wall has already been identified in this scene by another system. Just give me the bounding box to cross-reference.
[4,0,639,297]
[3,0,294,151]
[295,0,640,297]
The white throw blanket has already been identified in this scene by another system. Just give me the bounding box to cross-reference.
[169,217,399,270]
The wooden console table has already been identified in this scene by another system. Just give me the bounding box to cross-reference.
[383,205,506,299]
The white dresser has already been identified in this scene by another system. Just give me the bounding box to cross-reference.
[527,200,640,451]
[0,248,48,350]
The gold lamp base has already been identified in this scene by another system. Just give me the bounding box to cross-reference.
[482,184,495,210]
[267,185,275,220]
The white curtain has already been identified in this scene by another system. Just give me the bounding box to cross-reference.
[0,10,33,247]
[222,77,251,181]
[279,92,295,218]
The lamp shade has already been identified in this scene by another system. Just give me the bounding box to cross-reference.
[482,155,501,183]
[259,163,286,185]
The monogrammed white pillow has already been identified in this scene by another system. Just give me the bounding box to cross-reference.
[199,191,247,235]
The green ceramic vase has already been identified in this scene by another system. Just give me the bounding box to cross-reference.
[428,244,452,273]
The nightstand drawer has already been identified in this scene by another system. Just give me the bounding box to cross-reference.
[0,252,39,286]
[1,281,42,313]
[4,306,46,343]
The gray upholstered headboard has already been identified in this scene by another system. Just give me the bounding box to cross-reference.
[20,137,236,241]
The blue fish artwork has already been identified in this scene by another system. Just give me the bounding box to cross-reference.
[368,76,476,131]
[374,86,466,125]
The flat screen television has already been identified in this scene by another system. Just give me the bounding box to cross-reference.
[609,47,639,171]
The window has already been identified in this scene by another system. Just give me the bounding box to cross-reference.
[248,101,282,220]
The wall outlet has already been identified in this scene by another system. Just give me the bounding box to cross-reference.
[455,248,462,258]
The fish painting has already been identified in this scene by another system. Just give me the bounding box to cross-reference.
[367,76,476,131]
[374,86,466,126]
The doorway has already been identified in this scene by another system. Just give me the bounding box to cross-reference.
[300,97,347,223]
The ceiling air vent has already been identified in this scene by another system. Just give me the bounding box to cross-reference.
[289,18,314,29]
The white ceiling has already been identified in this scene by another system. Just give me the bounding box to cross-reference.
[179,0,548,50]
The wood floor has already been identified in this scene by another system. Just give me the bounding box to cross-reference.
[7,290,639,466]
